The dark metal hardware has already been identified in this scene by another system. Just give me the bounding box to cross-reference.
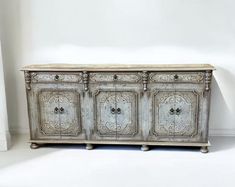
[169,108,175,115]
[175,108,181,115]
[59,107,64,114]
[113,74,118,80]
[54,107,59,114]
[174,74,179,80]
[54,74,60,81]
[117,108,121,114]
[111,108,116,114]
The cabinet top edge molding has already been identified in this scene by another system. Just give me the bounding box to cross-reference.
[21,64,215,72]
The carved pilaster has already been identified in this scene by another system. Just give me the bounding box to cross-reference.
[82,71,89,91]
[24,71,31,90]
[142,71,148,91]
[205,70,212,91]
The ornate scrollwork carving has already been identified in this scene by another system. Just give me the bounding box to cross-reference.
[24,71,31,90]
[142,71,148,91]
[205,70,212,91]
[82,71,89,91]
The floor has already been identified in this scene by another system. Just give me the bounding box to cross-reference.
[0,135,235,187]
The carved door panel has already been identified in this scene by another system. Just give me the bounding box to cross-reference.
[93,89,139,140]
[37,89,81,139]
[116,91,138,138]
[153,90,199,140]
[39,91,61,136]
[94,90,117,138]
[58,91,81,136]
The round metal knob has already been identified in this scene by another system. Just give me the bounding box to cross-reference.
[59,107,64,114]
[54,74,60,81]
[54,107,59,114]
[175,108,181,115]
[111,108,116,114]
[113,74,118,80]
[174,74,179,80]
[169,108,175,115]
[117,108,121,114]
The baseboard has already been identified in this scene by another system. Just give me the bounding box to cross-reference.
[209,129,235,136]
[10,128,235,137]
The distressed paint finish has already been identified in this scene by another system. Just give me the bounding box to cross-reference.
[89,72,142,83]
[153,90,199,137]
[23,64,214,151]
[149,72,205,83]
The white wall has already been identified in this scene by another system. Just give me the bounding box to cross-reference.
[1,0,235,135]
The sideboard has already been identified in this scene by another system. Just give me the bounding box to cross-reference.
[22,64,215,153]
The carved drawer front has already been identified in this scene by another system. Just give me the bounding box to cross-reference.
[94,90,138,138]
[149,72,204,83]
[152,90,199,139]
[89,72,141,83]
[38,90,81,137]
[31,72,82,83]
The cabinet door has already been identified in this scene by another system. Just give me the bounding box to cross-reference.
[37,88,82,139]
[94,90,117,138]
[58,90,81,137]
[116,91,138,138]
[153,90,199,139]
[93,89,139,140]
[38,90,61,136]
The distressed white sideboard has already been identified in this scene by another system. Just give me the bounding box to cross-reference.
[22,64,215,153]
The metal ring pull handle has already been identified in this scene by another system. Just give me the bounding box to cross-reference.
[117,108,121,114]
[59,107,64,114]
[54,74,60,81]
[54,107,59,114]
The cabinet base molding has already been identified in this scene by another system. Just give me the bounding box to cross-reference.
[29,140,210,153]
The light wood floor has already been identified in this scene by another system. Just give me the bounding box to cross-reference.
[0,135,235,187]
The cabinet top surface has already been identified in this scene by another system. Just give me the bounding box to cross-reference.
[21,64,215,71]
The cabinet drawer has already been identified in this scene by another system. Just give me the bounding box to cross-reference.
[149,72,205,83]
[89,72,141,83]
[31,72,82,83]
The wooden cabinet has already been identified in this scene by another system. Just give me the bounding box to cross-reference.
[22,64,214,153]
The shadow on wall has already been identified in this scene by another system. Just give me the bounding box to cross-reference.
[209,66,235,134]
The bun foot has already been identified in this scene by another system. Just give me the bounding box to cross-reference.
[30,143,39,149]
[141,145,149,151]
[200,146,209,153]
[86,144,94,150]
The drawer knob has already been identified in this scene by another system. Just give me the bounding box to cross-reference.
[54,74,60,81]
[111,108,116,114]
[174,74,179,80]
[54,107,59,114]
[113,74,118,80]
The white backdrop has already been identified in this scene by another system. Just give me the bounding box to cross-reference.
[1,0,235,135]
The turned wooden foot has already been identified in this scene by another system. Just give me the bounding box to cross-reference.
[200,146,209,153]
[141,145,149,151]
[30,143,39,149]
[86,144,94,150]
